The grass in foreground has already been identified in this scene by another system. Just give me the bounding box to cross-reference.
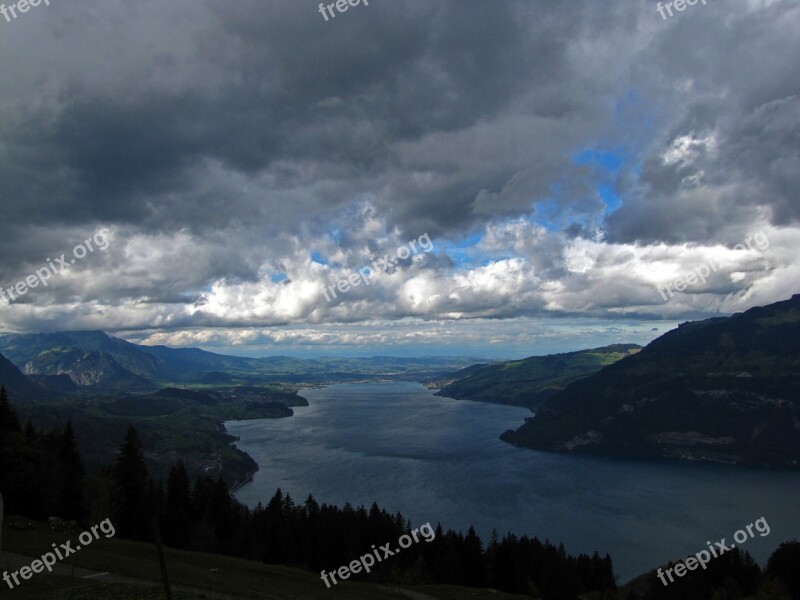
[2,523,529,600]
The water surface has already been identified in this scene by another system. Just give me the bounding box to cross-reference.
[227,382,800,581]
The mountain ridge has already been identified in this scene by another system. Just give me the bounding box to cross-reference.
[0,352,52,401]
[500,294,800,468]
[435,343,642,410]
[0,331,484,388]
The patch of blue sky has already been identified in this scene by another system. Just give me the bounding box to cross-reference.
[598,183,623,213]
[571,145,630,215]
[437,233,483,268]
[573,148,625,174]
[532,196,565,232]
[271,272,289,283]
[568,87,660,218]
[310,251,329,265]
[532,192,598,233]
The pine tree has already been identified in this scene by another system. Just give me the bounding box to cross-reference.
[164,461,192,548]
[602,553,617,591]
[111,425,150,540]
[765,541,800,600]
[190,475,217,552]
[462,526,486,587]
[0,386,20,434]
[0,387,42,517]
[262,489,291,563]
[210,477,233,552]
[56,421,86,521]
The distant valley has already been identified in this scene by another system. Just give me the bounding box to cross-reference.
[0,331,482,483]
[0,330,484,392]
[2,294,799,486]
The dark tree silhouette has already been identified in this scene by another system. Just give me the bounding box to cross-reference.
[164,461,192,549]
[110,425,151,539]
[0,388,40,516]
[0,385,20,433]
[56,420,86,521]
[766,541,800,600]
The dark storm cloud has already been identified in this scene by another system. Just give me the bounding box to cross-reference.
[605,0,800,245]
[0,0,798,342]
[0,0,621,241]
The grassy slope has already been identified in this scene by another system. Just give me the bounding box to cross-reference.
[2,524,529,600]
[435,345,641,410]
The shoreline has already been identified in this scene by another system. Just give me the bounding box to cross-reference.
[230,471,255,493]
[218,388,312,487]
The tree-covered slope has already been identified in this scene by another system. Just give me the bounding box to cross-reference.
[501,294,800,467]
[436,344,641,409]
[0,330,163,379]
[0,352,52,401]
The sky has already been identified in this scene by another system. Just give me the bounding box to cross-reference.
[0,0,798,358]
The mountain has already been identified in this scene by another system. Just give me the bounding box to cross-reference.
[0,330,275,384]
[137,344,303,381]
[0,352,53,401]
[0,330,162,379]
[500,294,800,467]
[435,344,641,409]
[0,331,286,384]
[21,347,157,392]
[0,331,483,387]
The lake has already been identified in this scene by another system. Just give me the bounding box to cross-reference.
[226,382,800,581]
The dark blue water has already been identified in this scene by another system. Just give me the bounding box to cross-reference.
[226,382,800,581]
